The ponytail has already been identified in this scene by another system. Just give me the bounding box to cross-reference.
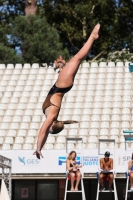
[62,120,79,124]
[50,120,78,134]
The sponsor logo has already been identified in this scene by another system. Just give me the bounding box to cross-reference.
[58,156,80,166]
[18,156,40,166]
[83,156,98,166]
[58,156,98,166]
[118,155,131,166]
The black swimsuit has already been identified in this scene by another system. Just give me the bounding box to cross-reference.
[69,162,79,174]
[49,84,73,95]
[42,83,73,113]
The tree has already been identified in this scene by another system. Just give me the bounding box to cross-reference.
[44,0,133,61]
[44,0,117,58]
[10,15,69,64]
[0,25,23,64]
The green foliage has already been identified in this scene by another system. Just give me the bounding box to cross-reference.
[10,15,69,63]
[0,24,23,64]
[44,0,133,60]
[44,0,117,57]
[0,44,23,64]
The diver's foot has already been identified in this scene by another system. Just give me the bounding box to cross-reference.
[90,24,100,40]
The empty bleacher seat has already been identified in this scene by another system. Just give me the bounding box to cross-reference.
[89,129,98,136]
[86,143,97,149]
[42,143,54,150]
[2,144,11,150]
[12,144,22,149]
[100,129,109,136]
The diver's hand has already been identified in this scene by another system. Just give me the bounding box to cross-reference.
[33,150,44,159]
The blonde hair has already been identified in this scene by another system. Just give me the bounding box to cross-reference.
[67,151,77,161]
[50,120,78,135]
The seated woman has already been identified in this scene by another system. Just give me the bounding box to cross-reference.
[66,151,82,191]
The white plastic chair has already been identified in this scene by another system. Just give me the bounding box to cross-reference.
[106,78,114,84]
[107,62,115,67]
[10,122,19,130]
[4,91,12,99]
[122,108,130,115]
[104,90,113,96]
[12,116,21,123]
[91,115,100,122]
[106,73,115,79]
[78,129,88,136]
[25,136,35,144]
[121,115,130,121]
[4,137,14,144]
[112,108,121,115]
[110,129,119,136]
[80,122,89,129]
[90,122,100,129]
[17,130,27,137]
[111,115,120,122]
[100,122,109,129]
[99,129,109,136]
[7,130,17,137]
[15,136,24,144]
[32,116,41,122]
[2,144,11,150]
[23,144,33,150]
[93,102,102,108]
[29,122,39,130]
[88,135,97,143]
[59,129,68,136]
[2,116,12,123]
[82,62,90,68]
[89,129,99,136]
[32,63,39,68]
[101,115,110,122]
[0,130,6,136]
[110,122,120,129]
[81,115,90,122]
[12,144,22,149]
[121,122,130,129]
[86,143,97,149]
[27,130,37,137]
[91,62,98,67]
[56,136,66,143]
[42,143,54,150]
[23,63,31,68]
[102,108,111,115]
[113,96,122,102]
[54,143,64,150]
[14,109,23,116]
[92,108,101,115]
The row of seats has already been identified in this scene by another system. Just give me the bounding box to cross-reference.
[0,83,132,92]
[0,128,128,137]
[0,61,130,69]
[0,95,133,103]
[0,141,132,150]
[0,114,133,122]
[0,121,133,129]
[0,134,127,144]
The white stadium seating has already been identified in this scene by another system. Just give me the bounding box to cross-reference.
[0,62,133,150]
